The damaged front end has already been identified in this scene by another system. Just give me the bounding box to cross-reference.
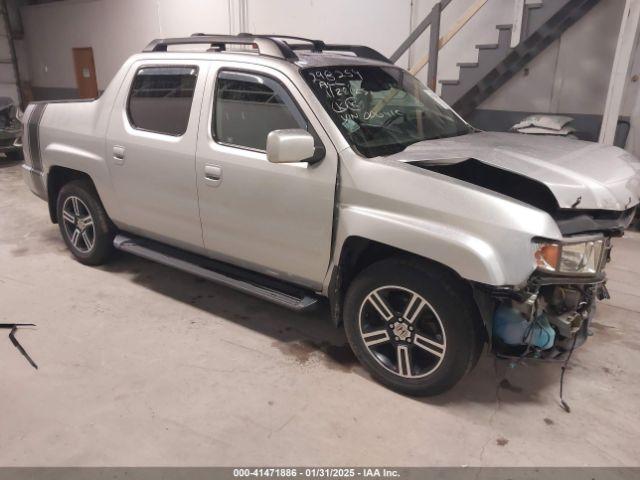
[415,158,637,236]
[478,237,612,360]
[397,132,640,360]
[413,159,629,358]
[488,278,608,360]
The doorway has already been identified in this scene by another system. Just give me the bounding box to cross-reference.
[72,47,98,98]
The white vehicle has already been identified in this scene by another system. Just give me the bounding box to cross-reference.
[22,34,640,395]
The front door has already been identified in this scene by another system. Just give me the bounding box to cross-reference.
[72,47,98,98]
[195,64,338,289]
[105,60,207,250]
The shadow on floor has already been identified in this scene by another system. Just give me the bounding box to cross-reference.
[0,159,22,169]
[100,250,560,405]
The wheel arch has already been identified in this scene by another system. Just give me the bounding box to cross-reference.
[46,166,98,223]
[327,236,487,337]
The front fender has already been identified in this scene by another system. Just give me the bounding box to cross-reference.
[333,205,525,286]
[327,152,564,290]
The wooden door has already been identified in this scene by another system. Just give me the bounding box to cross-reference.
[72,47,98,98]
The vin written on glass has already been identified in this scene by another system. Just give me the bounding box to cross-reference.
[303,64,472,157]
[305,67,399,123]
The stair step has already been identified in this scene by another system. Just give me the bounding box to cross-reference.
[441,0,600,116]
[476,43,499,50]
[497,24,513,47]
[113,234,320,311]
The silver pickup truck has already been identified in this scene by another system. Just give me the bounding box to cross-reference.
[22,34,640,395]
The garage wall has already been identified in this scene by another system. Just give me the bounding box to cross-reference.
[19,0,633,133]
[21,0,230,98]
[19,0,515,97]
[478,0,626,115]
[246,0,413,67]
[20,0,417,99]
[464,0,630,144]
[0,12,19,103]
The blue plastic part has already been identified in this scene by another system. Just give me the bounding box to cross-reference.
[493,305,555,350]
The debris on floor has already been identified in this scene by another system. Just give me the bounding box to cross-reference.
[1,323,38,369]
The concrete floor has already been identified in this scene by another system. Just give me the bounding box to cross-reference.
[1,160,640,467]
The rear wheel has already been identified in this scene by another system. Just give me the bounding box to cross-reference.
[56,180,115,265]
[343,257,483,396]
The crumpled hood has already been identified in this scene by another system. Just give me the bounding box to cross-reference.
[387,131,640,210]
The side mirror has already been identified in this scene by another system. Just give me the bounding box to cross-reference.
[266,129,324,164]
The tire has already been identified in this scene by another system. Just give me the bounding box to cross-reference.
[56,179,115,265]
[343,257,483,396]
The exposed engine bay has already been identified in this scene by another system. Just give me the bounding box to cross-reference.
[490,281,609,360]
[407,153,632,359]
[482,230,612,359]
[406,145,631,367]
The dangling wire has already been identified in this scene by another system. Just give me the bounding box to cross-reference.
[559,333,578,413]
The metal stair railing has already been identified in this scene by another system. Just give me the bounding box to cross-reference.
[390,0,491,89]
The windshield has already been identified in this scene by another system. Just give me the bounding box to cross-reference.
[302,66,473,157]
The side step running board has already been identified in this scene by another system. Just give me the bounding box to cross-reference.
[113,234,319,311]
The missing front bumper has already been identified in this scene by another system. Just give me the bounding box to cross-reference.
[475,274,607,361]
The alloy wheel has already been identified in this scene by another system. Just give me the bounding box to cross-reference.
[61,195,95,253]
[358,285,446,378]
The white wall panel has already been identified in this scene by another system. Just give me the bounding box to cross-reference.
[246,0,412,67]
[21,0,229,91]
[479,0,625,115]
[18,0,634,120]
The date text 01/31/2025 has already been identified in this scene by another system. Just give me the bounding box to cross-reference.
[232,468,400,478]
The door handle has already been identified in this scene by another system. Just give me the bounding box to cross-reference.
[204,164,222,186]
[113,145,125,165]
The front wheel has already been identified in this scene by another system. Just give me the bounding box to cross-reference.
[56,179,115,265]
[343,258,483,396]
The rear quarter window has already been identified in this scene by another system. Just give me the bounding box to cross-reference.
[127,66,198,136]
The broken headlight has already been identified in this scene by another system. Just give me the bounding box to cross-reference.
[534,238,606,275]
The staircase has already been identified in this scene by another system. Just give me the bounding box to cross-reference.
[439,0,600,117]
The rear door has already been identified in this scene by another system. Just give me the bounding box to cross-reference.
[195,64,338,290]
[106,60,208,250]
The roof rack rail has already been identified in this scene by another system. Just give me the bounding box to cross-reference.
[290,43,391,64]
[143,34,298,60]
[142,33,392,64]
[242,33,327,53]
[252,34,392,63]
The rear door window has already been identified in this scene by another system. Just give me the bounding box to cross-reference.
[128,66,198,136]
